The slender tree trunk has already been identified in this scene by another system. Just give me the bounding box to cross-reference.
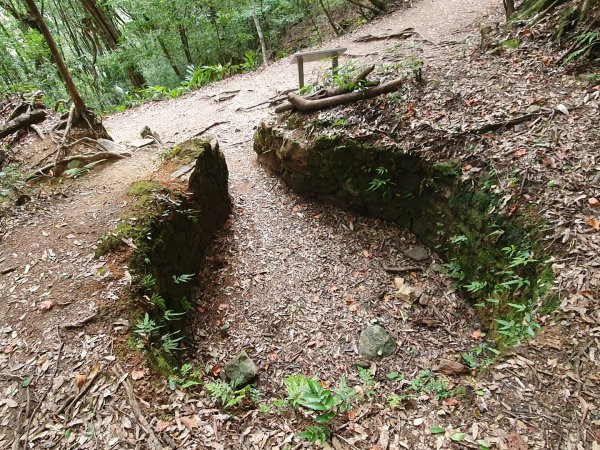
[503,0,516,19]
[158,37,183,78]
[251,11,269,66]
[54,0,85,58]
[23,0,88,117]
[318,0,342,36]
[0,0,42,33]
[79,0,146,88]
[178,25,194,66]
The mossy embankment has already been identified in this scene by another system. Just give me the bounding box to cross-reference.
[96,139,230,368]
[254,122,554,348]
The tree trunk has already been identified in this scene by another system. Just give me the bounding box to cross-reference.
[318,0,342,36]
[0,0,42,33]
[158,37,183,78]
[23,0,88,118]
[178,25,194,66]
[79,0,146,88]
[251,11,269,66]
[503,0,516,19]
[0,109,46,139]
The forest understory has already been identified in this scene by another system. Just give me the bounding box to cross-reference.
[0,0,599,449]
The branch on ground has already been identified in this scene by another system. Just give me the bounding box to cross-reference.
[285,77,404,113]
[0,109,47,139]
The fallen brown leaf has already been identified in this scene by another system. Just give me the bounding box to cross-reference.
[39,299,55,310]
[433,358,469,375]
[155,419,170,432]
[131,370,145,381]
[585,217,600,230]
[75,373,87,389]
[180,416,198,430]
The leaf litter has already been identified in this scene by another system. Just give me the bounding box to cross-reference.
[0,0,598,449]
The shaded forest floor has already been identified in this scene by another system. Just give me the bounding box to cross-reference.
[1,0,599,448]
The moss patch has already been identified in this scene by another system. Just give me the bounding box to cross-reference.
[160,140,213,164]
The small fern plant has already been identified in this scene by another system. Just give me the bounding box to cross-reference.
[565,31,599,63]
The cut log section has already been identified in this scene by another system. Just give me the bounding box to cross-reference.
[0,109,47,139]
[286,77,404,113]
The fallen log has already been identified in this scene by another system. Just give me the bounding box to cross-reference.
[275,65,376,113]
[287,77,404,113]
[0,109,47,139]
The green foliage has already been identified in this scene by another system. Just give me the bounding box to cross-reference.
[0,165,25,202]
[564,31,599,62]
[357,366,375,386]
[409,370,451,399]
[284,374,356,444]
[0,0,344,112]
[450,234,468,245]
[63,159,107,179]
[168,363,202,390]
[134,313,161,339]
[366,167,392,194]
[461,343,499,370]
[172,273,194,284]
[387,393,410,409]
[205,380,253,408]
[161,331,183,353]
[297,425,331,445]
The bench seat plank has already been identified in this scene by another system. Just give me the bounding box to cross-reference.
[291,47,347,64]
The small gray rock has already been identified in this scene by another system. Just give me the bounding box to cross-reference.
[222,351,257,386]
[220,322,230,338]
[170,164,195,181]
[129,138,155,148]
[358,324,397,360]
[97,138,126,154]
[403,246,429,261]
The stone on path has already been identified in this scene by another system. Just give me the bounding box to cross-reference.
[129,138,155,148]
[97,138,126,154]
[403,245,429,261]
[222,351,257,386]
[358,324,397,360]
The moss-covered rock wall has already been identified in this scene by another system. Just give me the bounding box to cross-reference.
[129,139,231,313]
[254,122,553,347]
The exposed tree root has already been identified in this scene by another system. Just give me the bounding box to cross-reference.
[28,150,130,180]
[353,27,423,42]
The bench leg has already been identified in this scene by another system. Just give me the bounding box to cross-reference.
[332,56,339,77]
[297,58,304,89]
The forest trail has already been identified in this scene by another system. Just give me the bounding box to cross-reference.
[106,0,497,146]
[0,0,528,449]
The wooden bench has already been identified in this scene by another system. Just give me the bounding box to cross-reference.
[291,47,347,88]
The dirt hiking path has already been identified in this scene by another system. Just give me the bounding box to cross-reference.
[7,0,589,449]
